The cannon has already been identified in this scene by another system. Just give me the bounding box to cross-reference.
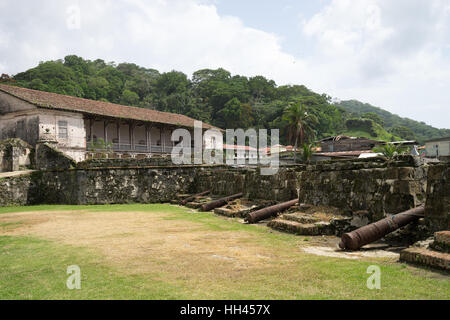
[339,205,425,251]
[200,193,244,212]
[180,191,211,205]
[245,199,299,224]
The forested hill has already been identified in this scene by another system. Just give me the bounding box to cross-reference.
[337,100,450,144]
[2,55,448,144]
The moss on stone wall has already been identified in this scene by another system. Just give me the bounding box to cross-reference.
[35,143,76,170]
[425,163,450,231]
[0,156,447,234]
[196,157,428,222]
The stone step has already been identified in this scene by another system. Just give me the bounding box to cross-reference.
[431,231,450,253]
[214,200,276,219]
[175,194,191,200]
[267,219,334,236]
[214,207,251,218]
[184,197,214,209]
[280,213,321,224]
[185,202,203,209]
[400,247,450,271]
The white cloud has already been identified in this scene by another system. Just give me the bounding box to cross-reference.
[0,0,449,128]
[0,0,305,79]
[300,0,450,128]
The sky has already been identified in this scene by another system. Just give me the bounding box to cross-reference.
[0,0,449,128]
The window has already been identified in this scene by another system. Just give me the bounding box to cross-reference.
[58,121,68,139]
[16,120,25,138]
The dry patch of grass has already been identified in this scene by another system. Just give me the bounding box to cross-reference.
[0,205,448,300]
[0,210,293,298]
[0,210,278,271]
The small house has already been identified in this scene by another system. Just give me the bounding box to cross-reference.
[425,137,450,159]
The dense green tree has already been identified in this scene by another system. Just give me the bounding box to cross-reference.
[120,89,139,106]
[338,100,450,143]
[390,126,416,141]
[282,102,318,161]
[156,71,189,96]
[362,112,385,126]
[217,98,243,128]
[248,76,276,102]
[6,55,448,144]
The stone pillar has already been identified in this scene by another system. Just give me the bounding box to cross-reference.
[11,146,21,172]
[161,126,166,153]
[145,125,150,152]
[104,121,108,143]
[129,122,134,151]
[425,164,450,232]
[89,119,94,141]
[0,144,12,172]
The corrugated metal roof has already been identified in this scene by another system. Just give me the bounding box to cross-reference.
[424,137,450,143]
[314,150,373,157]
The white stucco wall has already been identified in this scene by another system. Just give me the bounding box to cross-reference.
[426,140,450,157]
[38,110,86,161]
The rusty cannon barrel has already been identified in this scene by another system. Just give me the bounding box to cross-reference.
[245,199,299,224]
[339,205,425,251]
[200,193,244,212]
[180,191,211,205]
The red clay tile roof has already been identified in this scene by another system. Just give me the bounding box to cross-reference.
[0,84,218,130]
[222,144,258,151]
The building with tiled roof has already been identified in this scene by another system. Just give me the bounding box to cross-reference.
[0,84,220,161]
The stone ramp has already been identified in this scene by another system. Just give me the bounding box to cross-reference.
[400,231,450,271]
[171,193,220,209]
[400,248,449,271]
[0,170,35,179]
[268,218,334,236]
[267,209,349,236]
[214,199,277,218]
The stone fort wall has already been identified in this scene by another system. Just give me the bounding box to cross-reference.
[0,157,448,231]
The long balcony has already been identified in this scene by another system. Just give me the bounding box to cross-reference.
[87,139,174,154]
[111,142,173,154]
[85,118,177,155]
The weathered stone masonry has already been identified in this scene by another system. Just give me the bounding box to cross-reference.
[425,164,450,231]
[297,158,428,221]
[0,157,448,232]
[33,166,201,205]
[0,173,37,207]
[195,157,429,222]
[195,166,300,202]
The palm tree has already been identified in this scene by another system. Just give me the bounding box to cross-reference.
[301,143,316,162]
[282,102,318,162]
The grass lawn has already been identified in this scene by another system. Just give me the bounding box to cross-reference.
[0,204,448,300]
